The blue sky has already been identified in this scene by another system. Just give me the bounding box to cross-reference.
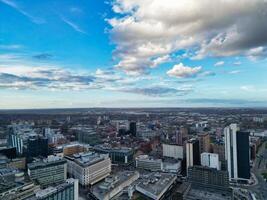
[0,0,267,108]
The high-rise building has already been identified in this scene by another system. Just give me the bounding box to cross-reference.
[186,138,200,171]
[65,152,111,186]
[27,156,67,187]
[31,179,79,200]
[176,127,188,146]
[27,136,48,159]
[224,124,250,181]
[129,121,137,137]
[201,153,220,170]
[198,133,210,153]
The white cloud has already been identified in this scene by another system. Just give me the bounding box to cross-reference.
[109,0,267,74]
[214,61,225,67]
[240,85,255,91]
[167,63,202,78]
[61,16,86,34]
[228,70,241,74]
[0,0,45,24]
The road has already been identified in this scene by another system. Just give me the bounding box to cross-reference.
[242,141,267,200]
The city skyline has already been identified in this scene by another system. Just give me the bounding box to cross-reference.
[1,0,267,109]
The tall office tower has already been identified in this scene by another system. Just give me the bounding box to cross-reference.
[201,152,220,170]
[129,121,137,137]
[27,156,67,188]
[33,179,79,200]
[224,124,250,181]
[198,132,210,153]
[27,136,48,158]
[176,126,188,145]
[186,138,200,171]
[175,130,183,146]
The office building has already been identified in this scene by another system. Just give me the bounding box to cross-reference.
[186,138,200,171]
[90,171,139,200]
[0,182,40,200]
[224,124,250,181]
[162,143,183,159]
[65,152,111,186]
[135,155,163,171]
[27,156,67,187]
[31,179,79,200]
[212,141,225,161]
[0,147,16,159]
[176,127,188,146]
[198,132,210,153]
[201,153,220,170]
[129,121,137,137]
[62,143,90,156]
[93,145,134,165]
[188,166,229,190]
[27,135,48,159]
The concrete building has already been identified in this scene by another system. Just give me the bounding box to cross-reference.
[65,152,111,186]
[201,153,220,170]
[136,172,177,200]
[27,156,67,187]
[198,133,210,153]
[176,127,188,146]
[135,155,163,171]
[90,171,139,200]
[0,182,40,200]
[186,138,200,171]
[62,143,90,156]
[162,143,183,159]
[188,166,229,193]
[31,179,79,200]
[224,124,250,181]
[93,145,134,165]
[188,166,230,191]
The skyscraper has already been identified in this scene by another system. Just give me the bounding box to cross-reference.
[186,138,200,172]
[129,121,137,137]
[198,132,210,153]
[224,124,250,181]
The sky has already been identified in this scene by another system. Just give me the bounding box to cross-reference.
[0,0,267,109]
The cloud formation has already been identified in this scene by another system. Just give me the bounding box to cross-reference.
[120,86,192,97]
[167,63,201,78]
[0,0,45,24]
[109,0,267,74]
[214,61,225,67]
[61,16,86,34]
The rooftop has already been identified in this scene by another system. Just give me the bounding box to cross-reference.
[136,172,176,199]
[67,152,109,167]
[92,171,139,200]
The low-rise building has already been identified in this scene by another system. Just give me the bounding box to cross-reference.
[30,179,79,200]
[93,145,134,165]
[135,155,163,171]
[90,171,139,200]
[136,172,177,200]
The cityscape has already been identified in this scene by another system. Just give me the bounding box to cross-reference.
[1,0,267,200]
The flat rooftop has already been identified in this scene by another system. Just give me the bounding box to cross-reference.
[91,171,139,200]
[136,172,176,199]
[67,152,109,167]
[28,156,66,170]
